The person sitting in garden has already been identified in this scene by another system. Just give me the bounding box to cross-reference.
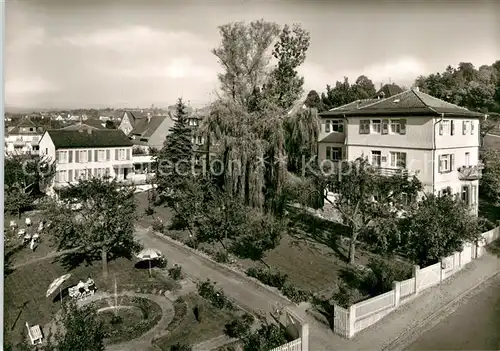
[77,280,86,294]
[86,276,95,290]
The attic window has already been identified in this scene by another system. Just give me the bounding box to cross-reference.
[393,99,401,103]
[140,138,148,142]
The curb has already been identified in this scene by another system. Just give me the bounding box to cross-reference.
[146,228,294,307]
[381,270,500,351]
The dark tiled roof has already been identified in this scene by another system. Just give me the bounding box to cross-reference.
[130,115,172,138]
[45,129,133,149]
[320,90,485,118]
[320,99,379,116]
[6,118,43,135]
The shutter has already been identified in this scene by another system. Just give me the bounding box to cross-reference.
[450,120,455,135]
[126,149,131,160]
[68,150,73,163]
[75,150,80,163]
[88,150,92,162]
[87,169,92,178]
[450,154,455,171]
[400,119,406,135]
[439,122,443,135]
[94,150,98,162]
[462,121,466,135]
[56,151,60,162]
[382,119,389,134]
[68,169,73,182]
[106,150,110,161]
[438,156,442,173]
[325,120,330,133]
[471,121,475,134]
[326,147,331,159]
[115,149,119,160]
[339,148,343,160]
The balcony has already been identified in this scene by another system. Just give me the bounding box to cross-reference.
[457,164,484,181]
[373,167,418,177]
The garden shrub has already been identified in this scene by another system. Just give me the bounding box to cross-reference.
[215,250,229,263]
[362,257,413,296]
[331,281,364,308]
[197,279,235,310]
[168,265,182,280]
[166,297,188,333]
[224,313,254,338]
[245,267,288,289]
[185,237,198,249]
[280,284,311,303]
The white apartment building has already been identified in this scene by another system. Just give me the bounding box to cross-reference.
[318,88,484,215]
[5,118,43,155]
[38,127,135,194]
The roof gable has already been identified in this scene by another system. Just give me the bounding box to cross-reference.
[130,115,171,138]
[47,129,133,149]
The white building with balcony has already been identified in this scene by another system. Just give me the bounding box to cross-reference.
[5,118,43,155]
[38,127,137,194]
[318,88,485,215]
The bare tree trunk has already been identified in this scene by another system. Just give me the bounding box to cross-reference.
[348,231,358,264]
[101,246,108,279]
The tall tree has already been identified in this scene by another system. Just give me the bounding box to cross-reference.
[156,97,194,204]
[355,75,376,97]
[319,158,422,264]
[201,20,313,216]
[400,194,481,267]
[45,178,140,278]
[264,23,311,109]
[212,20,280,105]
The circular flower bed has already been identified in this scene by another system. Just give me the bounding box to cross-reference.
[92,296,162,344]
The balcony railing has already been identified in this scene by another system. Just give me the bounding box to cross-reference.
[373,167,418,177]
[457,164,484,181]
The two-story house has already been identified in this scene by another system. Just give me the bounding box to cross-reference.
[38,128,134,194]
[318,88,484,214]
[118,111,144,136]
[5,118,43,155]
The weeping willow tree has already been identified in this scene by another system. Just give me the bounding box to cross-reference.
[200,19,319,215]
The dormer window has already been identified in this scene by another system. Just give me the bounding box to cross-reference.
[325,119,344,133]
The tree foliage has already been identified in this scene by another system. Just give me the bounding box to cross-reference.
[319,157,423,264]
[399,194,481,267]
[480,148,500,204]
[44,300,105,351]
[320,76,379,111]
[156,97,194,206]
[44,177,140,277]
[414,61,500,114]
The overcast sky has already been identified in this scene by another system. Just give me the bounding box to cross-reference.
[5,0,500,109]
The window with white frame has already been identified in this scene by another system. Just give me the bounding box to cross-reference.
[197,136,204,145]
[57,170,68,182]
[118,148,126,160]
[465,152,470,166]
[390,152,407,168]
[462,121,470,135]
[371,150,381,167]
[98,150,106,162]
[57,151,68,163]
[359,120,370,134]
[390,119,407,134]
[325,120,344,133]
[371,120,381,133]
[438,154,454,173]
[440,120,451,135]
[79,150,88,163]
[189,119,199,126]
[326,146,342,161]
[325,120,330,133]
[471,185,477,204]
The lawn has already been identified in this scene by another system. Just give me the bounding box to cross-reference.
[153,292,238,350]
[483,134,500,150]
[4,256,180,347]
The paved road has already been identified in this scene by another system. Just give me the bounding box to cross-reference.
[407,275,500,351]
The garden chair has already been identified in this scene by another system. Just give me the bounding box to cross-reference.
[26,322,43,345]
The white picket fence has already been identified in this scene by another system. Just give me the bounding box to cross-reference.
[270,338,302,351]
[331,226,500,338]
